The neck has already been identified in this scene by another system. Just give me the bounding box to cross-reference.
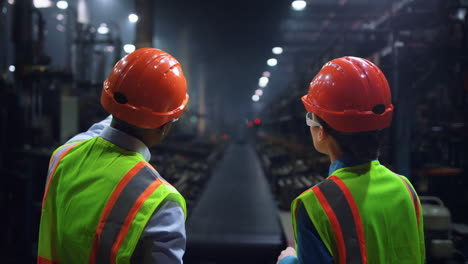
[111,119,148,146]
[327,141,344,164]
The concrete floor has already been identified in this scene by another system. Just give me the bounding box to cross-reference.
[184,143,286,262]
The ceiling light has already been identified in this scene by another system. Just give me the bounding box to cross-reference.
[56,0,68,10]
[267,58,277,67]
[272,47,283,55]
[97,23,109,34]
[259,77,269,87]
[128,13,139,23]
[292,0,306,11]
[33,0,52,8]
[123,44,136,53]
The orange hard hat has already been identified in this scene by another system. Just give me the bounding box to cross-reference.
[301,56,393,132]
[101,48,189,129]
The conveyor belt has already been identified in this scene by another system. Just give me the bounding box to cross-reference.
[184,143,286,264]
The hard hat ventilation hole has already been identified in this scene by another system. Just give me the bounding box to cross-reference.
[372,104,386,115]
[114,92,128,104]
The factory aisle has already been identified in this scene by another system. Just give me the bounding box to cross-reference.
[185,143,285,263]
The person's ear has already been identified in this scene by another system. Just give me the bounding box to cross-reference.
[317,126,327,141]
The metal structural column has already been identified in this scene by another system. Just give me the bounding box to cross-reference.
[392,35,411,178]
[135,0,154,49]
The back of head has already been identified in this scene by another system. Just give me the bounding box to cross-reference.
[101,48,189,129]
[302,56,393,133]
[315,115,382,162]
[302,56,394,161]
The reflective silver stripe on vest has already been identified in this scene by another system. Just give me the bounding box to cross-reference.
[45,142,80,186]
[96,165,160,263]
[318,179,364,264]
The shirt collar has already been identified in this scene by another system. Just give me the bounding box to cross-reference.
[99,126,151,161]
[328,156,376,176]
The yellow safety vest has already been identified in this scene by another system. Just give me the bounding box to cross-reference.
[292,161,425,264]
[37,137,186,264]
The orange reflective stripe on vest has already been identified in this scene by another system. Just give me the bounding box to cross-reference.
[312,176,367,264]
[37,256,58,264]
[396,175,421,228]
[88,161,164,264]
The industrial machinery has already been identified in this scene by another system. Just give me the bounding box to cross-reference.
[421,196,467,263]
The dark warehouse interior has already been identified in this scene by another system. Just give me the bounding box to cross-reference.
[1,0,468,263]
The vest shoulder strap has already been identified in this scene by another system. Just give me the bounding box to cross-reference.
[311,176,367,264]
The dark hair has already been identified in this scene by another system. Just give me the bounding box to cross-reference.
[315,115,381,162]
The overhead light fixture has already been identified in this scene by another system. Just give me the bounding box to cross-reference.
[97,23,109,34]
[267,58,277,67]
[33,0,52,8]
[123,44,136,53]
[56,14,65,21]
[56,0,68,10]
[8,0,15,5]
[255,89,263,96]
[272,47,283,55]
[291,0,306,11]
[8,65,15,72]
[128,13,139,23]
[262,71,270,77]
[259,76,269,87]
[252,94,260,102]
